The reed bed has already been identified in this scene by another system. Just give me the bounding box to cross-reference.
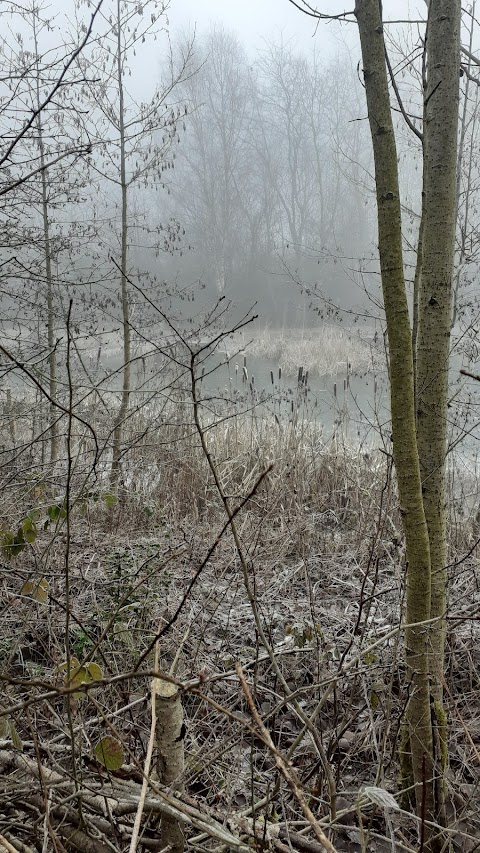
[234,325,383,377]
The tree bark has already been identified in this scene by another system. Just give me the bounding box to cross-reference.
[416,0,460,821]
[154,678,185,853]
[354,0,438,842]
[33,12,59,465]
[452,0,475,330]
[111,0,131,492]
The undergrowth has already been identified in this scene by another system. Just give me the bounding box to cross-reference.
[0,383,479,852]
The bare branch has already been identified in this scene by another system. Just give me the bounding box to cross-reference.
[287,0,355,22]
[236,665,339,853]
[0,0,103,172]
[461,44,480,66]
[0,145,92,197]
[384,43,423,142]
[460,63,480,85]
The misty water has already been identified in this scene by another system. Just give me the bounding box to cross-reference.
[197,349,389,447]
[198,346,480,500]
[75,329,389,445]
[4,328,480,481]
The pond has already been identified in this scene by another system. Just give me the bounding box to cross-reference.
[197,348,390,448]
[196,346,480,479]
[4,327,480,478]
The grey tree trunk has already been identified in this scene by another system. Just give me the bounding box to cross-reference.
[354,1,438,846]
[110,0,131,492]
[415,0,460,822]
[355,2,461,847]
[452,0,476,329]
[33,14,59,465]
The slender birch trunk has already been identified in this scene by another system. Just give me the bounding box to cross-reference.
[416,0,460,820]
[452,2,476,329]
[33,12,59,465]
[412,173,425,419]
[354,0,437,840]
[111,0,131,491]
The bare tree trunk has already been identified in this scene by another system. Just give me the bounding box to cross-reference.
[452,0,476,329]
[154,678,185,853]
[33,12,59,465]
[412,200,424,417]
[354,0,437,843]
[111,0,131,492]
[415,0,460,824]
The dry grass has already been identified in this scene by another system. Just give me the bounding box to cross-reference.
[0,389,479,852]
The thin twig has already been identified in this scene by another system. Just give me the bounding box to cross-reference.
[128,634,161,853]
[236,665,338,853]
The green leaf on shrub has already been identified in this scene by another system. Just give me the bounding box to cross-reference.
[58,658,88,697]
[94,736,124,770]
[0,715,23,751]
[20,577,49,604]
[48,504,60,521]
[58,657,80,674]
[48,503,67,522]
[86,662,103,682]
[58,659,102,696]
[71,666,89,690]
[22,517,37,544]
[0,715,8,738]
[2,528,26,559]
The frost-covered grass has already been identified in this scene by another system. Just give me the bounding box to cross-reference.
[0,387,479,852]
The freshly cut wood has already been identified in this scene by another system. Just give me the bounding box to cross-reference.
[154,677,185,853]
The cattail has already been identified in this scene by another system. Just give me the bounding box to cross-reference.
[270,370,274,385]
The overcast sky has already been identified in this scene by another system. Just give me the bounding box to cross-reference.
[105,0,429,106]
[167,0,347,53]
[166,1,427,55]
[14,0,430,103]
